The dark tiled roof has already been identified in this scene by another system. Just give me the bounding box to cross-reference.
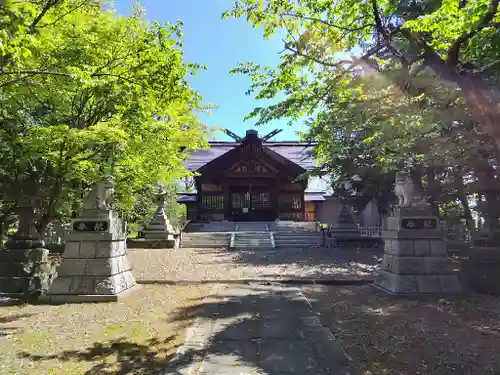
[177,194,197,203]
[183,142,317,171]
[183,145,234,171]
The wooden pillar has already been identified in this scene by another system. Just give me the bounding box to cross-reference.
[300,180,306,221]
[274,178,281,220]
[195,177,202,221]
[271,178,278,220]
[224,178,230,220]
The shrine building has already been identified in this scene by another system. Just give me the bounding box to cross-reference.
[178,129,332,222]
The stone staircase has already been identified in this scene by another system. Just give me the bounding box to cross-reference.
[236,222,269,232]
[180,232,230,248]
[232,231,273,248]
[271,221,318,232]
[183,221,236,233]
[273,231,322,248]
[181,221,322,249]
[271,221,322,248]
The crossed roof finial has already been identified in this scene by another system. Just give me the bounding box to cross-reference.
[223,128,283,143]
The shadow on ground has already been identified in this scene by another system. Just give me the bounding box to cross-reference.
[303,284,500,375]
[14,283,500,375]
[203,246,383,280]
[18,284,357,375]
[18,336,185,375]
[0,311,35,337]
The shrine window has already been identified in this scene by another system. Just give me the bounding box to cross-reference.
[279,193,302,210]
[201,194,224,210]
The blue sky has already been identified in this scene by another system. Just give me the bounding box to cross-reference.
[114,0,306,141]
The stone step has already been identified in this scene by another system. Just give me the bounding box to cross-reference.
[234,239,271,242]
[275,243,320,248]
[274,234,322,239]
[234,235,270,238]
[274,233,323,240]
[181,241,229,245]
[180,232,230,248]
[181,235,229,239]
[274,238,322,242]
[181,234,231,238]
[232,231,273,249]
[182,238,229,243]
[181,239,229,243]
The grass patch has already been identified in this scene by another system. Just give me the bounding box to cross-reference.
[0,284,209,375]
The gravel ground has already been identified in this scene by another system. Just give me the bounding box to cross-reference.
[303,284,500,375]
[128,246,382,282]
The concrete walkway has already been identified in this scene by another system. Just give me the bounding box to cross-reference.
[163,283,359,375]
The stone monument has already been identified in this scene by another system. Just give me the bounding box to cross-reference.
[0,197,59,297]
[374,171,462,294]
[461,229,500,295]
[144,191,175,239]
[129,190,179,249]
[42,178,137,303]
[330,204,361,240]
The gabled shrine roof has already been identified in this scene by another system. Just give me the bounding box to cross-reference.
[184,141,317,172]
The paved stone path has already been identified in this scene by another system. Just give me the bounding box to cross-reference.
[162,283,359,375]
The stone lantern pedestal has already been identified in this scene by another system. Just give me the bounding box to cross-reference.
[460,232,500,296]
[127,206,179,249]
[42,206,137,303]
[0,200,59,298]
[374,206,461,294]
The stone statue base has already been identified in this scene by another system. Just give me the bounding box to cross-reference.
[0,244,60,297]
[41,209,138,303]
[374,206,461,294]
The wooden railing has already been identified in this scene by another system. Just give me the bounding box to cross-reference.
[358,225,382,237]
[318,222,472,242]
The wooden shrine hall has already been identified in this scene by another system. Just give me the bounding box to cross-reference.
[178,129,328,222]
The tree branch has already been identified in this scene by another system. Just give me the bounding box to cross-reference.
[371,0,389,40]
[447,0,500,65]
[0,70,142,87]
[38,0,93,29]
[283,42,353,68]
[371,0,410,66]
[29,0,61,32]
[91,72,142,86]
[0,75,33,88]
[0,70,73,77]
[280,11,376,32]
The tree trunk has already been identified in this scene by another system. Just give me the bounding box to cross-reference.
[474,161,500,232]
[426,166,440,217]
[453,167,474,231]
[399,29,500,153]
[0,219,5,248]
[36,177,64,238]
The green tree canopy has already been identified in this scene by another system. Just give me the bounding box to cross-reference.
[0,0,209,236]
[223,0,500,211]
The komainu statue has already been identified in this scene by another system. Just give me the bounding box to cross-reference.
[83,178,115,210]
[394,171,428,207]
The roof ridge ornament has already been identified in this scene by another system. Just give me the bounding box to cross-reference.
[223,128,283,143]
[223,129,242,142]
